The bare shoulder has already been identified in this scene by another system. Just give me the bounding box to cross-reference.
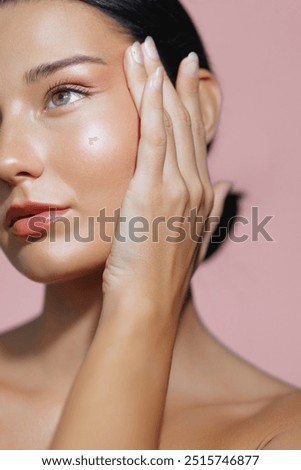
[223,341,301,449]
[230,358,301,449]
[258,389,301,449]
[214,343,301,449]
[214,385,301,450]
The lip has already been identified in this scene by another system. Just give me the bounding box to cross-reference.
[5,202,70,238]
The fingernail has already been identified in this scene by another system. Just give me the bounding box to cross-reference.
[151,66,164,90]
[131,42,144,65]
[144,36,160,60]
[184,52,199,76]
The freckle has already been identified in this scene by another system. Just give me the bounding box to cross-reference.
[89,136,99,146]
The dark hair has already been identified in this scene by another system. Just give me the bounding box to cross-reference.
[0,0,212,86]
[79,0,212,85]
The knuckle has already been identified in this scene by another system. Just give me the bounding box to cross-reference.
[192,116,205,136]
[176,104,192,128]
[192,184,204,205]
[179,82,199,100]
[168,179,190,205]
[163,111,173,130]
[127,72,146,90]
[135,75,147,86]
[144,129,167,148]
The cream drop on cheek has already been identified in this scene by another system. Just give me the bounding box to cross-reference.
[88,136,100,146]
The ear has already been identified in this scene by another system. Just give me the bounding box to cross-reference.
[197,69,222,144]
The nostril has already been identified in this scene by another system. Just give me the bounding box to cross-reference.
[16,172,32,177]
[0,155,44,184]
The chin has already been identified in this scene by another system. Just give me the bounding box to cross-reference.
[2,237,109,285]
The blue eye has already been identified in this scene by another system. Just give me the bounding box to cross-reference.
[46,85,92,109]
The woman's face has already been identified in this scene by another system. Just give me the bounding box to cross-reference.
[0,0,139,283]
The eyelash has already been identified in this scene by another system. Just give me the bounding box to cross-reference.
[44,79,93,108]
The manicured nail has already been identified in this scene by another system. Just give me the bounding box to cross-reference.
[144,36,160,60]
[131,42,144,65]
[184,52,199,76]
[151,67,164,89]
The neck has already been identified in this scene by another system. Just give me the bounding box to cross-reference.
[166,297,289,413]
[31,271,104,391]
[42,271,103,343]
[36,279,221,397]
[1,275,287,408]
[33,278,264,405]
[166,297,221,412]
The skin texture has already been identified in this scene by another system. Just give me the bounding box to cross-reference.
[0,0,139,283]
[0,0,300,449]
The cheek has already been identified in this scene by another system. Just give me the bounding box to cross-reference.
[0,89,140,283]
[50,92,140,217]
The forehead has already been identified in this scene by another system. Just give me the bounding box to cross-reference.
[0,0,128,72]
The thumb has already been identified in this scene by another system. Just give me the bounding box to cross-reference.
[197,181,233,266]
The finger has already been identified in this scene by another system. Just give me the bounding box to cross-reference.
[135,67,167,180]
[123,42,148,116]
[124,44,176,183]
[142,37,201,195]
[176,53,211,191]
[197,181,233,265]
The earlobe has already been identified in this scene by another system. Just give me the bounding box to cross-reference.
[197,69,222,144]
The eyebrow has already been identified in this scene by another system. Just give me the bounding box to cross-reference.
[23,55,107,85]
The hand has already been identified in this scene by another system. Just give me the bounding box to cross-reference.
[50,38,232,450]
[102,37,231,321]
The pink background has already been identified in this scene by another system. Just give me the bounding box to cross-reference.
[1,0,301,387]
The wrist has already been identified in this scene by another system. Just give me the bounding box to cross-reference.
[99,289,179,341]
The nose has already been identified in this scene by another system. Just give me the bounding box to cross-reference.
[0,113,44,187]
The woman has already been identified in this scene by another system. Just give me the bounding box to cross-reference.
[0,0,300,450]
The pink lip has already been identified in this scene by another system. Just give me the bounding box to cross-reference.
[6,203,70,239]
